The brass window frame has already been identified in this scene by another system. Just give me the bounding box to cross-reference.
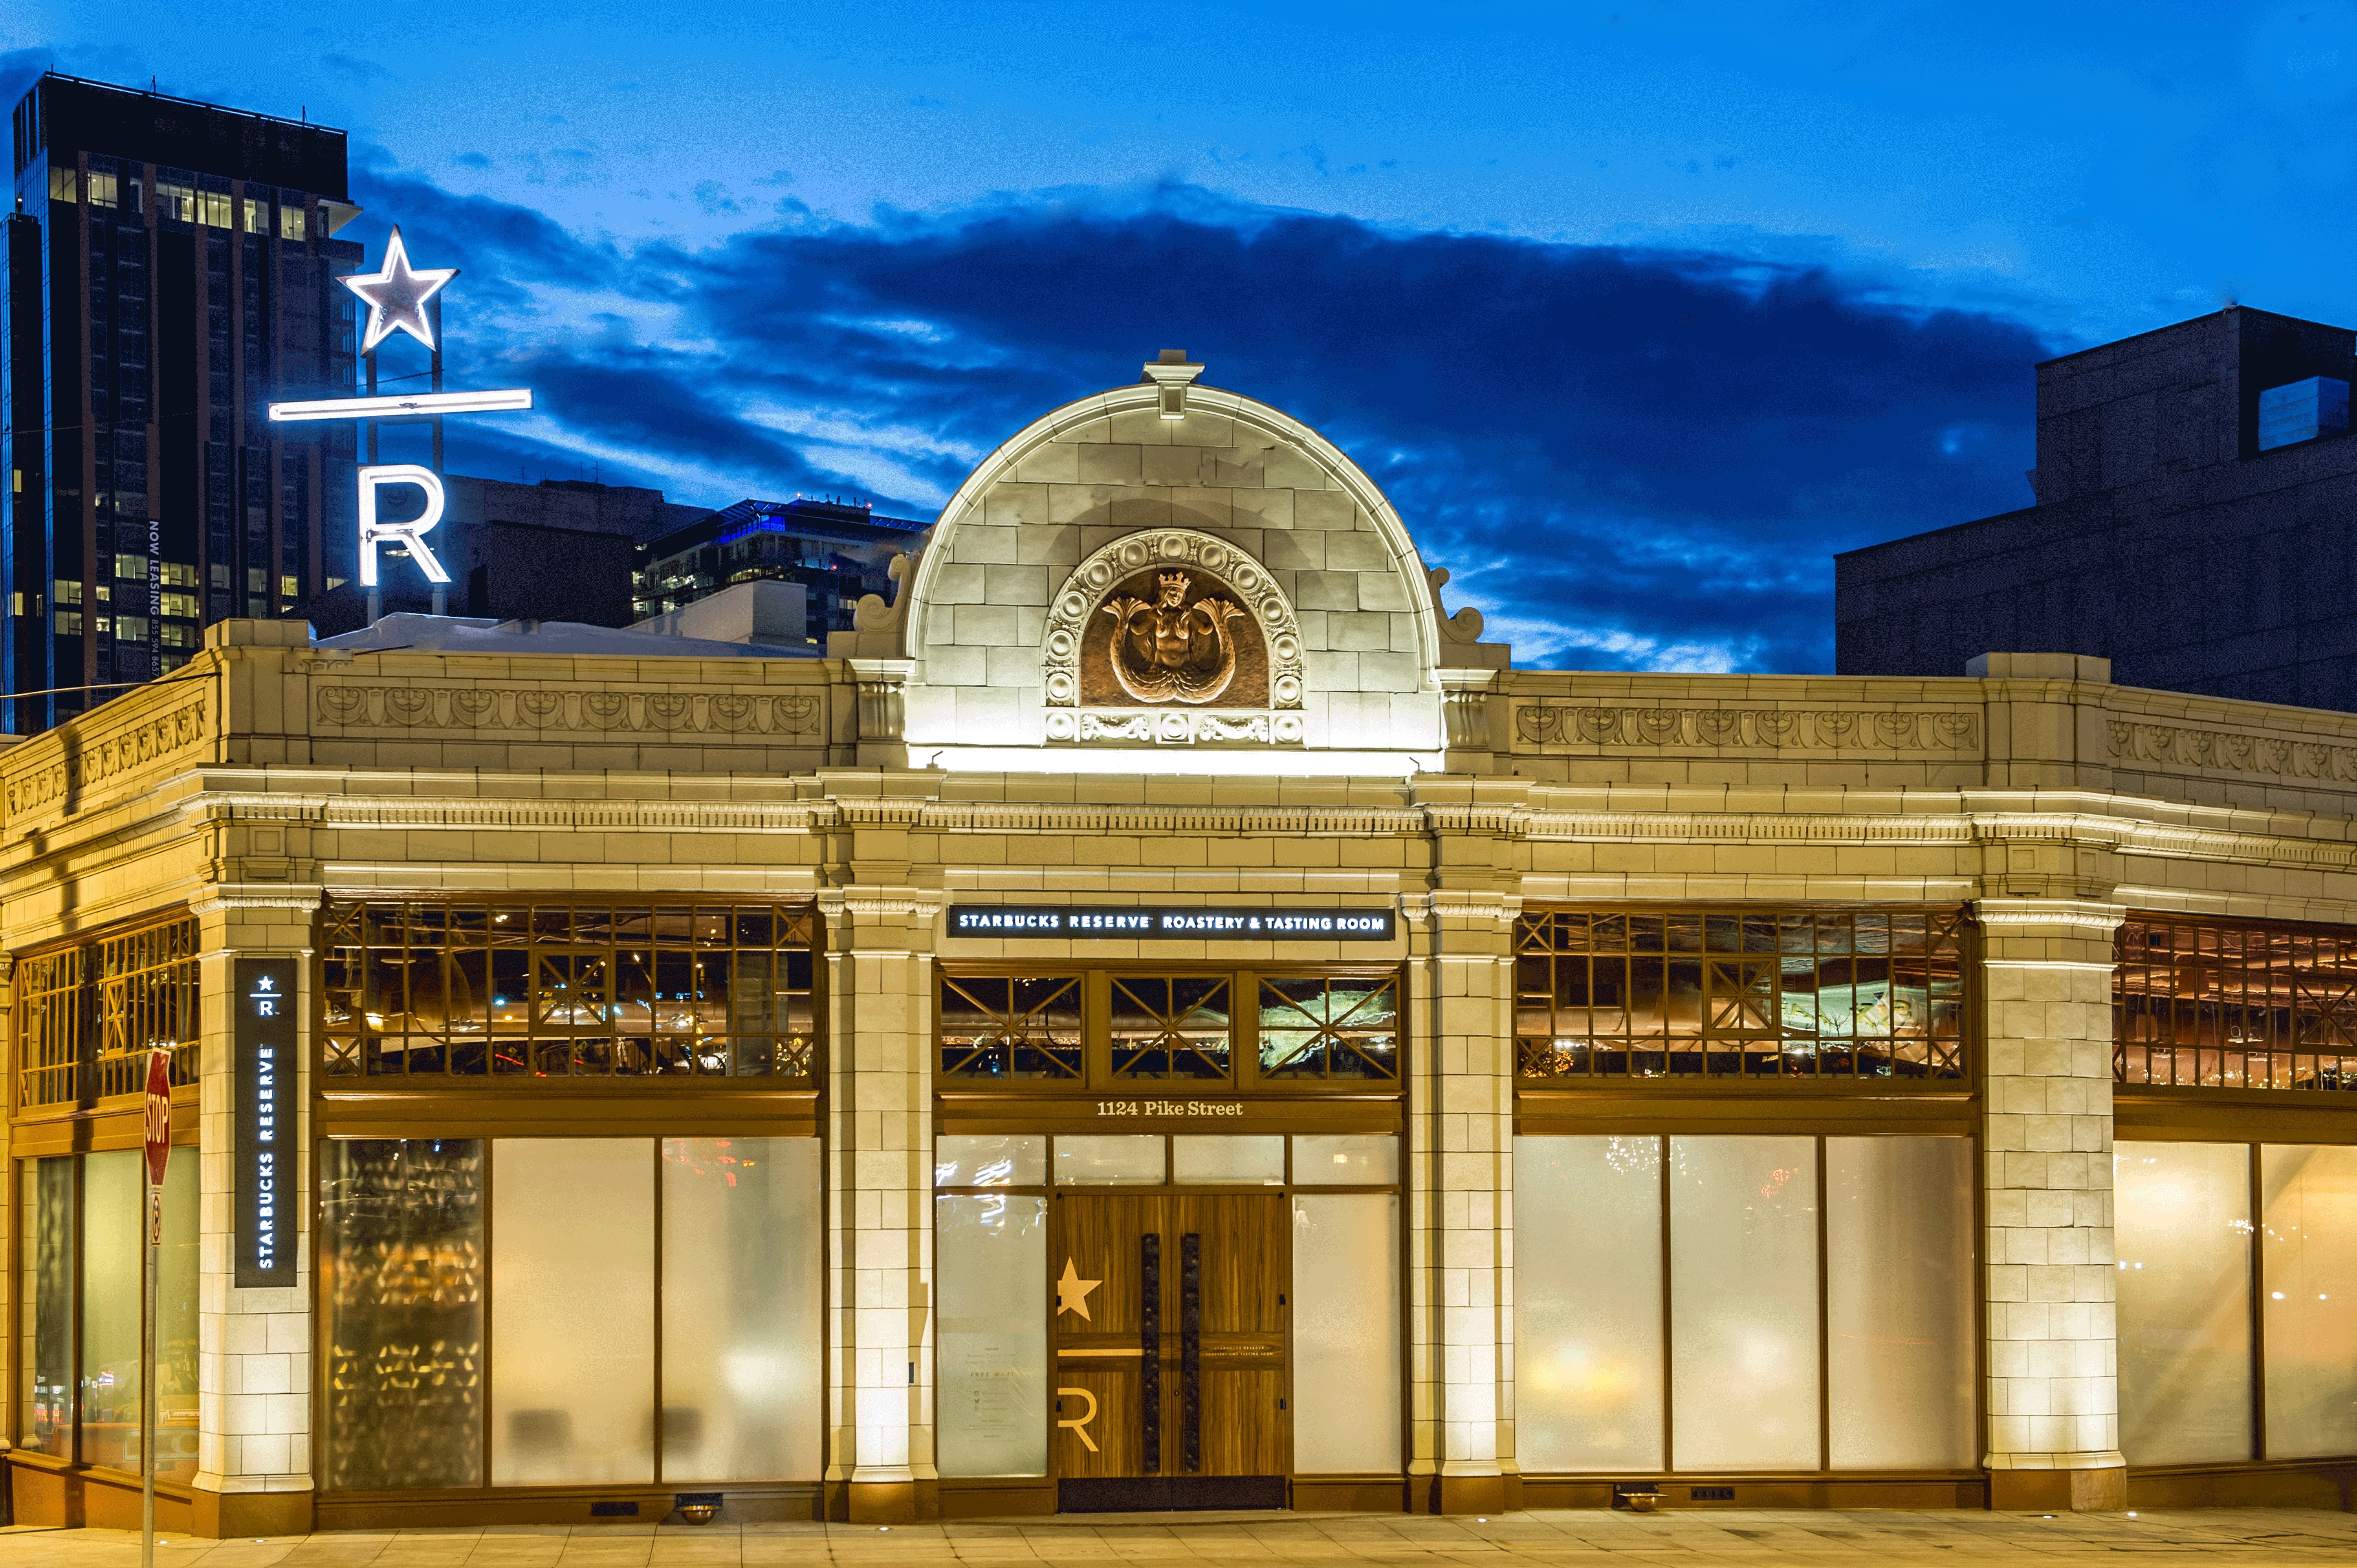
[319,898,824,1086]
[10,909,200,1119]
[935,962,1406,1093]
[2115,911,2357,1095]
[1513,903,1972,1086]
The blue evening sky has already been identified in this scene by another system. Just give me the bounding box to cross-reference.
[5,2,2345,670]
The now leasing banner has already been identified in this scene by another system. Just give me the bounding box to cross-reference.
[235,957,299,1289]
[946,905,1396,940]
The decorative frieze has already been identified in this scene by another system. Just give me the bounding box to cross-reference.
[314,684,824,736]
[2106,717,2357,780]
[1514,703,1978,751]
[2,696,211,819]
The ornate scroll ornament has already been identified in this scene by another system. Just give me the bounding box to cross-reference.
[1514,704,1979,751]
[1043,529,1304,711]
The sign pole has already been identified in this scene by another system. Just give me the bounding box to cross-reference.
[142,1046,173,1568]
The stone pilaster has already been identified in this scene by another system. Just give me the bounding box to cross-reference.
[1406,890,1519,1514]
[187,883,322,1539]
[819,888,939,1524]
[1975,896,2127,1512]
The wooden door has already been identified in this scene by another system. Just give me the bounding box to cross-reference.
[1052,1193,1288,1509]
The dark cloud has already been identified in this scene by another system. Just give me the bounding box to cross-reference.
[346,169,2049,672]
[318,53,393,86]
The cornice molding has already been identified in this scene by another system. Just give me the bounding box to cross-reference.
[816,889,946,921]
[168,787,2357,879]
[1971,897,2128,934]
[188,883,326,916]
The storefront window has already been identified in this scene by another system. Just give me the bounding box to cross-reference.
[321,1135,823,1492]
[661,1136,823,1481]
[2116,915,2357,1091]
[319,902,819,1080]
[13,1152,197,1477]
[321,1139,486,1491]
[2262,1144,2357,1457]
[1515,907,1967,1081]
[14,916,199,1109]
[1291,1192,1400,1471]
[1825,1135,1974,1469]
[1515,1133,1975,1475]
[2115,1141,2254,1463]
[937,1191,1050,1476]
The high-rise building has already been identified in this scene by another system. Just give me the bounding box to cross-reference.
[4,72,361,732]
[1836,306,2357,708]
[634,496,926,645]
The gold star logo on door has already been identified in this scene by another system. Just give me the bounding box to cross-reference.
[1055,1258,1101,1320]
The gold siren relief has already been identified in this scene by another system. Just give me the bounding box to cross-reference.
[1079,565,1272,710]
[1102,570,1245,705]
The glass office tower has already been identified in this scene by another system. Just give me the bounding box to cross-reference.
[3,72,361,732]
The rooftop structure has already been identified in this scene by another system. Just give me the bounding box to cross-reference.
[1836,306,2357,709]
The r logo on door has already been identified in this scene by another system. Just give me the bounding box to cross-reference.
[1056,1386,1100,1452]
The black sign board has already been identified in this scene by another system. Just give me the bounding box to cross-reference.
[946,905,1395,940]
[234,957,298,1289]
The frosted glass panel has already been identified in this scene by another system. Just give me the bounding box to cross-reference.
[1174,1135,1284,1185]
[2263,1144,2357,1458]
[1055,1135,1163,1185]
[662,1138,822,1480]
[1513,1136,1663,1470]
[1826,1136,1974,1468]
[2116,1140,2251,1464]
[492,1139,655,1483]
[936,1135,1045,1188]
[938,1194,1048,1476]
[1670,1135,1819,1470]
[1292,1194,1400,1471]
[80,1152,143,1472]
[1293,1134,1398,1185]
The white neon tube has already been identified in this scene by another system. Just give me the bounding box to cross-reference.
[268,388,534,421]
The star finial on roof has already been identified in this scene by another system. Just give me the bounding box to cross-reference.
[342,225,458,355]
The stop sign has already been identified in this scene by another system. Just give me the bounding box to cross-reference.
[143,1047,172,1187]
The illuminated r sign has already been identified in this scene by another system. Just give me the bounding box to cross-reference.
[357,464,454,587]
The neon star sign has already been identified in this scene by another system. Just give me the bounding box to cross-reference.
[266,223,535,602]
[343,225,458,354]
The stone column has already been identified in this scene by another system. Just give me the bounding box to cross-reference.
[820,888,939,1524]
[1975,896,2127,1512]
[1407,890,1519,1514]
[188,884,322,1539]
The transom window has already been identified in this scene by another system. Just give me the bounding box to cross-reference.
[938,968,1402,1089]
[2115,913,2357,1092]
[322,901,820,1081]
[14,913,199,1111]
[1515,907,1968,1082]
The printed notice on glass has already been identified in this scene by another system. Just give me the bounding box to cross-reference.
[235,957,299,1288]
[937,1331,1047,1476]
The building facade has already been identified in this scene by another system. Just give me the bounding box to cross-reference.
[4,73,363,734]
[8,361,2357,1534]
[634,497,927,648]
[1837,306,2357,711]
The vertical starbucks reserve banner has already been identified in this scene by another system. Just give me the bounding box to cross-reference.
[235,957,299,1289]
[947,905,1395,940]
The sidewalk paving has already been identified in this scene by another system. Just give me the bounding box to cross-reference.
[8,1509,2357,1567]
